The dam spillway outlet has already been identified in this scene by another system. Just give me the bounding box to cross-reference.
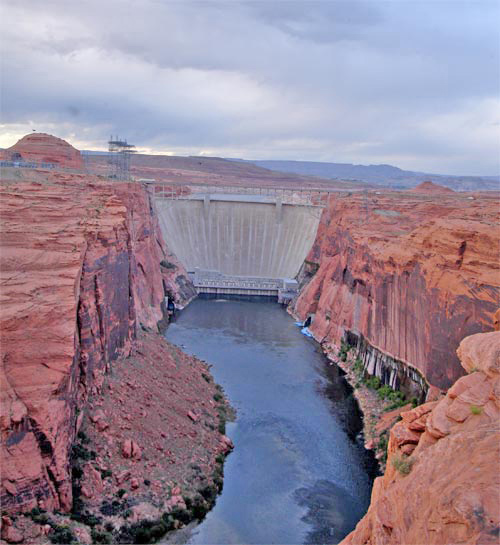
[188,268,299,301]
[154,191,323,294]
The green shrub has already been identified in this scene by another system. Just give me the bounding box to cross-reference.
[200,484,217,503]
[28,507,53,526]
[375,432,389,465]
[120,518,168,544]
[122,509,133,519]
[218,420,226,434]
[202,373,211,383]
[215,454,225,464]
[170,507,191,524]
[160,260,176,270]
[149,522,168,540]
[391,454,413,475]
[70,508,102,526]
[91,529,112,544]
[385,399,407,411]
[365,376,381,390]
[100,469,112,479]
[77,430,89,444]
[340,340,351,353]
[212,466,224,492]
[161,512,175,530]
[217,406,227,434]
[470,405,483,415]
[213,393,223,403]
[353,358,364,372]
[191,495,209,520]
[117,489,126,498]
[388,390,405,403]
[83,513,102,527]
[377,433,388,454]
[100,500,122,517]
[377,385,393,400]
[71,443,92,461]
[132,527,151,544]
[32,513,51,525]
[49,525,75,544]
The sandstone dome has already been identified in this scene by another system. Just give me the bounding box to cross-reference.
[0,132,84,169]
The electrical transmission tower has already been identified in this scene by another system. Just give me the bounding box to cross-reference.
[108,136,136,180]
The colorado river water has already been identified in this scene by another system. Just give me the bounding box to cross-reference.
[164,298,376,544]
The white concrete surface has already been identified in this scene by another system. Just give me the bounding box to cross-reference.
[156,197,321,279]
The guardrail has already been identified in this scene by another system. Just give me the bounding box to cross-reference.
[145,181,331,206]
[0,160,56,169]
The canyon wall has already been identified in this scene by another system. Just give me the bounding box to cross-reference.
[340,330,500,545]
[0,159,196,513]
[294,188,499,392]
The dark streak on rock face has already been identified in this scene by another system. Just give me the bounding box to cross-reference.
[344,331,428,401]
[294,192,499,391]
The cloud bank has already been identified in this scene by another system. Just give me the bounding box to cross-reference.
[1,0,499,175]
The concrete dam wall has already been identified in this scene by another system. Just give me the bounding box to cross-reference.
[155,195,322,280]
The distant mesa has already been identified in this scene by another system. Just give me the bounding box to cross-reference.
[410,180,455,194]
[0,133,84,169]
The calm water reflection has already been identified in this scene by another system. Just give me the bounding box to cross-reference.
[164,298,374,545]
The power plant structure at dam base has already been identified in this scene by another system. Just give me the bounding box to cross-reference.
[152,184,325,299]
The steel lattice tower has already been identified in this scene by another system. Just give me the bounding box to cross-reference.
[108,136,136,180]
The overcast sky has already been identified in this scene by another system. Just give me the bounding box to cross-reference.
[1,0,499,175]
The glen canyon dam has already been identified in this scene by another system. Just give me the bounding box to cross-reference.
[1,2,499,544]
[155,186,324,296]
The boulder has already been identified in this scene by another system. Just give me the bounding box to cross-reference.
[121,439,142,460]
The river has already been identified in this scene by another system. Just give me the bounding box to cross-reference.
[164,298,376,544]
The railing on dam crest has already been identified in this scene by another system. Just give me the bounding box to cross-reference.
[145,181,330,207]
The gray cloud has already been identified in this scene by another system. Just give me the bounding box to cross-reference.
[1,0,498,175]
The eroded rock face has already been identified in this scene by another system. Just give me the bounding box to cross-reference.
[0,133,84,169]
[339,330,500,545]
[0,165,195,513]
[294,191,499,390]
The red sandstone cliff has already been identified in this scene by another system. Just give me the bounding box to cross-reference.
[294,191,499,391]
[410,180,455,194]
[339,330,500,545]
[0,134,84,169]
[0,141,196,514]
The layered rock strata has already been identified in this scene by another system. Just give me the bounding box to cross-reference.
[294,189,499,393]
[340,330,500,545]
[0,163,196,514]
